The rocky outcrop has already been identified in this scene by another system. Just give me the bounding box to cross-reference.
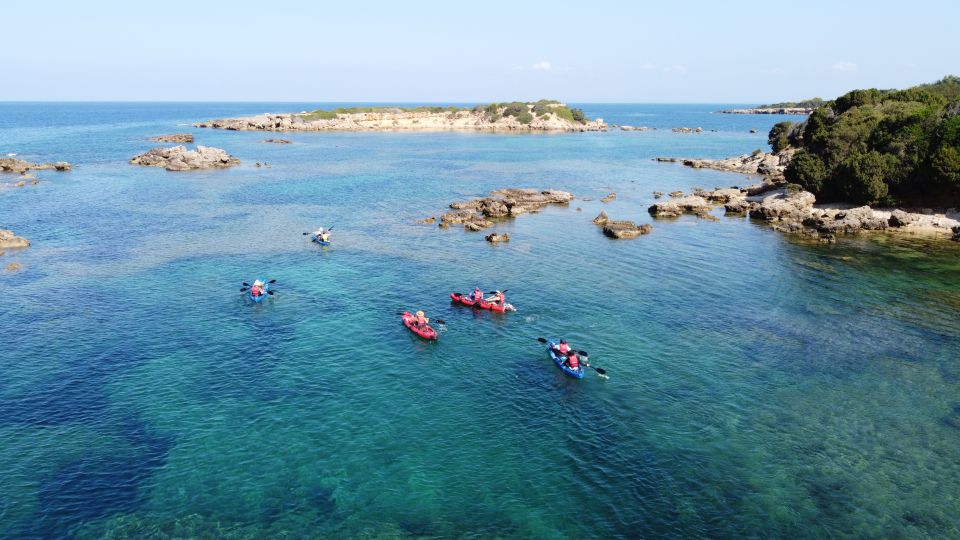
[0,229,29,249]
[262,139,292,144]
[485,232,510,243]
[672,127,703,133]
[435,188,573,234]
[724,198,754,215]
[620,125,654,132]
[679,149,795,180]
[1,157,72,174]
[129,145,240,171]
[648,196,711,218]
[592,210,609,226]
[195,107,607,133]
[888,209,919,227]
[603,220,653,239]
[150,133,194,143]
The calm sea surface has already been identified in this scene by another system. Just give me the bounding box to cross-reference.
[1,103,959,538]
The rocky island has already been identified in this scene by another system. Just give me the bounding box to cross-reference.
[130,145,240,171]
[1,157,72,188]
[718,98,825,115]
[195,101,606,133]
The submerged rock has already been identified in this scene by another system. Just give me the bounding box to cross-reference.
[600,192,617,203]
[0,229,29,249]
[485,232,510,243]
[4,262,21,272]
[129,145,240,171]
[1,157,72,174]
[414,216,436,224]
[150,133,194,143]
[603,220,653,239]
[262,138,292,144]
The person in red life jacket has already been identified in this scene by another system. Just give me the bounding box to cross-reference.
[485,290,505,306]
[251,279,265,297]
[553,339,571,356]
[471,287,483,302]
[565,350,581,371]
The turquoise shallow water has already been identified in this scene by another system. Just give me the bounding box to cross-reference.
[2,103,960,538]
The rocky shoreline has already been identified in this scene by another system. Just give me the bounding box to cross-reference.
[1,157,72,189]
[654,151,960,241]
[718,107,814,115]
[130,145,240,171]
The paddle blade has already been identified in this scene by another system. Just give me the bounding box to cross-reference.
[240,287,248,292]
[302,232,310,235]
[578,350,589,357]
[267,290,275,295]
[537,337,547,343]
[594,367,606,375]
[434,319,446,325]
[242,282,250,286]
[268,279,277,284]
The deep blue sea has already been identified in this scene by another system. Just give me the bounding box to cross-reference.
[2,103,959,539]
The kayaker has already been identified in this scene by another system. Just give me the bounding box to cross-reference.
[471,287,483,302]
[415,310,429,327]
[485,290,505,306]
[565,351,581,370]
[251,279,265,297]
[315,227,331,242]
[554,340,571,356]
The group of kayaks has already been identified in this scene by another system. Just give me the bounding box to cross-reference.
[242,229,602,380]
[398,291,605,380]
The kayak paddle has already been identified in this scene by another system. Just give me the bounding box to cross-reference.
[486,289,510,294]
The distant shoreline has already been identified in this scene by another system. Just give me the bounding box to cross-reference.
[717,107,814,115]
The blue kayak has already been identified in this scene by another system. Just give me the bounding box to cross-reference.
[249,277,269,303]
[547,340,585,379]
[312,234,331,246]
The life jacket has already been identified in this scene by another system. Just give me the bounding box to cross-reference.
[417,315,427,325]
[558,343,570,355]
[567,353,580,369]
[252,286,262,297]
[473,289,482,301]
[495,293,504,304]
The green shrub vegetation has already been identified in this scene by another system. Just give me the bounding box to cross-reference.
[759,98,826,109]
[779,75,960,206]
[298,100,591,126]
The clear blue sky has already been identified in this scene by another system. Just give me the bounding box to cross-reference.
[3,0,957,103]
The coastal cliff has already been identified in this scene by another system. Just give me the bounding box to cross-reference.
[195,101,606,133]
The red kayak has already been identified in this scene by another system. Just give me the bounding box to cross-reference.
[451,292,515,312]
[402,311,438,340]
[450,292,477,306]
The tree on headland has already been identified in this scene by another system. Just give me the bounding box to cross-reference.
[778,75,960,206]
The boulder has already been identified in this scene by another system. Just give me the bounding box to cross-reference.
[592,210,609,226]
[648,201,682,218]
[0,229,29,249]
[748,188,815,221]
[53,162,72,171]
[485,232,510,243]
[888,209,920,227]
[953,226,960,242]
[150,133,194,143]
[603,220,653,239]
[706,188,743,203]
[440,210,474,225]
[130,145,240,171]
[696,212,720,222]
[724,198,752,214]
[600,192,617,203]
[802,206,889,233]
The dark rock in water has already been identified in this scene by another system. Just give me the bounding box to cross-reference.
[262,138,292,144]
[888,209,919,227]
[653,191,664,199]
[485,232,509,243]
[952,225,960,241]
[603,220,652,239]
[592,210,609,226]
[655,157,678,162]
